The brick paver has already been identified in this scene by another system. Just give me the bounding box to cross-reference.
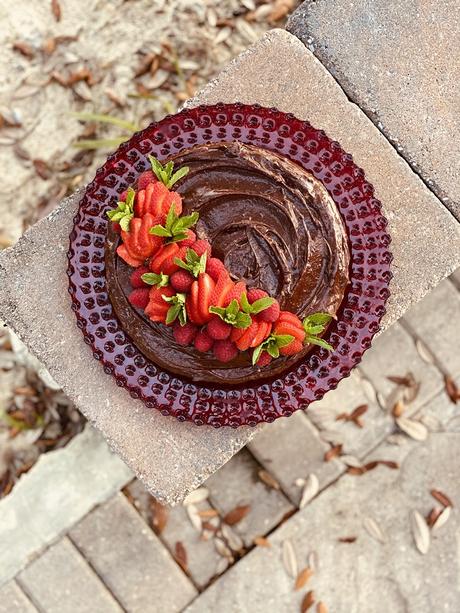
[0,581,36,613]
[0,426,132,586]
[403,279,460,377]
[248,411,343,505]
[205,449,294,546]
[18,538,122,613]
[69,493,197,612]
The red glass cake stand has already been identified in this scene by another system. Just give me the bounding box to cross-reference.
[67,102,392,428]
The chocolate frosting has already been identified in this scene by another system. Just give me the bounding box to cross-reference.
[105,142,350,384]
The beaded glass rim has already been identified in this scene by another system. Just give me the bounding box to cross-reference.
[67,102,392,428]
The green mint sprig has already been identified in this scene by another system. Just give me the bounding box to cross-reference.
[148,154,189,189]
[209,299,252,329]
[240,292,274,315]
[141,272,169,288]
[174,249,207,278]
[252,334,295,365]
[149,203,199,243]
[106,187,135,232]
[303,312,334,351]
[162,293,187,325]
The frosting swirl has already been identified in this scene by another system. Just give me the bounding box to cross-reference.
[105,142,350,384]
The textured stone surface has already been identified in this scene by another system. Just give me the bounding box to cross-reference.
[287,0,460,220]
[249,411,343,505]
[450,267,460,290]
[0,581,37,613]
[186,430,460,613]
[0,425,132,587]
[18,538,122,613]
[0,191,253,506]
[186,29,460,325]
[69,493,197,612]
[306,369,387,458]
[126,479,229,590]
[360,322,444,410]
[403,279,460,377]
[206,449,294,546]
[1,29,459,510]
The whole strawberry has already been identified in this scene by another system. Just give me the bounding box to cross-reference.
[213,339,238,363]
[246,288,280,323]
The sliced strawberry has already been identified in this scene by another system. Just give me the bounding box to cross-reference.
[209,270,234,308]
[150,243,181,275]
[116,244,144,267]
[250,320,272,348]
[230,326,247,343]
[234,320,259,351]
[197,273,215,323]
[205,257,226,282]
[186,281,202,324]
[177,229,196,248]
[223,281,247,307]
[279,338,303,356]
[273,319,306,343]
[144,285,175,323]
[276,311,303,327]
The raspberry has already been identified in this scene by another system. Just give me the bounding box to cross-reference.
[138,170,156,190]
[247,288,268,302]
[206,257,227,282]
[172,321,197,346]
[207,316,232,340]
[255,351,272,367]
[223,281,247,307]
[128,288,150,310]
[178,229,196,248]
[190,239,212,258]
[257,300,280,323]
[213,339,238,363]
[194,329,214,353]
[170,270,194,293]
[130,266,150,289]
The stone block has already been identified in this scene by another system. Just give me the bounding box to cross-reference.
[0,581,37,613]
[288,0,460,220]
[0,426,132,586]
[18,538,122,613]
[69,493,197,612]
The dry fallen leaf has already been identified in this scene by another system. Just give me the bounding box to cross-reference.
[183,487,209,506]
[33,159,52,180]
[295,567,313,590]
[150,499,168,535]
[258,469,280,490]
[444,375,459,404]
[223,504,251,526]
[299,474,319,509]
[324,444,342,461]
[51,0,61,21]
[301,590,315,612]
[175,541,188,571]
[254,536,271,547]
[411,510,430,554]
[12,41,35,58]
[430,488,453,508]
[363,516,386,544]
[282,539,297,578]
[396,416,428,441]
[316,603,328,613]
[338,536,357,543]
[432,506,451,532]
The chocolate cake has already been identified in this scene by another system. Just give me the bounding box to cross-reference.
[105,141,350,384]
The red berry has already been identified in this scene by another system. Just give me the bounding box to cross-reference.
[279,338,303,356]
[128,288,150,310]
[274,312,306,342]
[255,351,272,367]
[138,170,156,190]
[258,300,280,323]
[213,339,238,363]
[119,190,128,201]
[150,243,181,275]
[178,229,196,248]
[247,288,268,302]
[231,320,259,351]
[194,329,214,353]
[172,321,197,346]
[186,272,215,325]
[206,257,227,282]
[209,270,234,308]
[112,222,121,234]
[130,266,150,289]
[190,239,211,258]
[117,244,145,268]
[144,285,175,323]
[170,270,194,293]
[207,316,232,340]
[223,281,247,307]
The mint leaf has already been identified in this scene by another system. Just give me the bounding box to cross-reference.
[250,296,274,314]
[174,249,206,278]
[162,293,187,325]
[252,333,294,365]
[148,155,189,189]
[252,344,264,366]
[304,312,333,326]
[275,334,295,348]
[209,300,251,329]
[267,344,280,359]
[148,204,199,243]
[306,336,333,351]
[106,187,135,231]
[141,272,169,288]
[234,312,252,328]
